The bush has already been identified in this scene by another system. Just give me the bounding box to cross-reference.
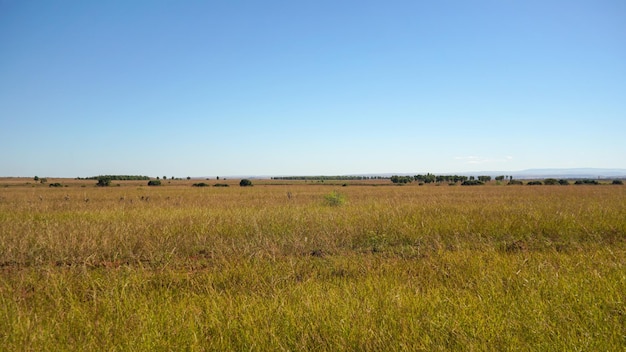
[461,180,484,186]
[507,180,524,185]
[558,179,570,185]
[192,183,209,187]
[324,190,346,206]
[574,179,599,185]
[213,183,229,187]
[48,183,63,188]
[527,181,543,185]
[612,180,624,185]
[239,179,253,187]
[96,177,111,187]
[544,178,558,185]
[147,180,162,186]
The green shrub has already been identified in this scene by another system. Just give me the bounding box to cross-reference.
[507,180,524,185]
[461,180,484,186]
[192,183,209,187]
[96,177,110,187]
[544,178,558,185]
[239,179,253,187]
[612,180,624,185]
[324,190,346,206]
[147,180,162,186]
[558,179,570,185]
[575,179,599,185]
[213,183,230,187]
[48,183,63,188]
[527,181,543,185]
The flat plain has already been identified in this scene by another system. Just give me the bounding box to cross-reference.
[1,178,624,350]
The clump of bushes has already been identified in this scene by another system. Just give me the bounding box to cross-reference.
[461,180,484,186]
[147,180,162,186]
[574,179,599,185]
[527,181,543,185]
[558,179,570,185]
[507,180,524,185]
[390,175,413,184]
[213,183,230,187]
[544,178,558,185]
[612,180,624,185]
[324,190,346,206]
[192,183,209,187]
[48,183,63,188]
[96,177,111,187]
[239,179,253,187]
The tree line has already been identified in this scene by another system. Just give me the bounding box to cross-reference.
[272,176,386,181]
[76,175,150,181]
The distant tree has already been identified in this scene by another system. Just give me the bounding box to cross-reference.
[612,180,624,185]
[391,175,413,184]
[148,180,161,186]
[163,176,167,180]
[96,177,111,187]
[187,176,191,180]
[478,176,491,182]
[34,176,39,182]
[527,181,543,185]
[495,175,505,182]
[558,179,570,185]
[239,179,253,187]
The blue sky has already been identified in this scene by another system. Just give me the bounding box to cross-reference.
[1,0,625,177]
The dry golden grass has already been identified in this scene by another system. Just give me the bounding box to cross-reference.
[0,179,624,350]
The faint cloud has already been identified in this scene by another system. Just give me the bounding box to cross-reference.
[455,156,514,165]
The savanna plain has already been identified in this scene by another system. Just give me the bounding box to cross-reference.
[0,178,624,351]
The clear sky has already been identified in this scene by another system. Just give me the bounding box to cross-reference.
[1,0,625,178]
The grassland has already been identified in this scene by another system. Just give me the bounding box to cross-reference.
[1,178,624,350]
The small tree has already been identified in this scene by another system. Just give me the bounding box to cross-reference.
[148,180,162,186]
[239,179,253,187]
[96,177,111,187]
[34,176,39,182]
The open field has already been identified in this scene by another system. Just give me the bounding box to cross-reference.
[1,179,624,350]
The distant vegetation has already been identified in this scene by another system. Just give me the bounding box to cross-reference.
[96,177,111,187]
[147,180,161,186]
[239,179,253,187]
[272,176,383,180]
[77,175,150,181]
[575,179,600,185]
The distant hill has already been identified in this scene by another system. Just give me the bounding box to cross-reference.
[346,168,626,180]
[508,168,626,179]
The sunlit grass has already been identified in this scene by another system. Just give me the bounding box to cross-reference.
[0,180,624,350]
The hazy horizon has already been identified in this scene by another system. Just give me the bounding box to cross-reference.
[2,1,625,177]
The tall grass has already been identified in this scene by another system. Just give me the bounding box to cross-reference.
[0,180,624,350]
